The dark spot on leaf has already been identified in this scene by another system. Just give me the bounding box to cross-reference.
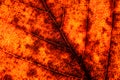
[114,12,120,21]
[102,27,107,34]
[109,0,116,9]
[0,1,2,6]
[25,39,42,54]
[31,29,40,36]
[32,39,41,51]
[28,2,34,7]
[52,22,61,29]
[77,0,81,3]
[26,56,33,61]
[15,25,28,35]
[27,68,37,77]
[88,8,93,15]
[25,44,31,48]
[15,54,21,59]
[94,40,100,46]
[47,61,54,69]
[3,74,13,80]
[15,25,27,32]
[48,3,54,8]
[19,0,24,3]
[13,17,19,23]
[28,19,35,25]
[47,42,66,52]
[44,17,51,24]
[11,16,19,25]
[32,59,40,65]
[111,40,118,46]
[106,17,112,26]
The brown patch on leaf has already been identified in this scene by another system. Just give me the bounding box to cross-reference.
[25,44,31,49]
[0,1,2,6]
[15,25,27,32]
[106,17,112,26]
[11,16,19,25]
[44,17,52,24]
[25,39,42,54]
[13,17,19,23]
[88,8,93,16]
[27,68,37,77]
[94,40,100,46]
[3,74,13,80]
[111,40,118,46]
[32,39,41,52]
[19,0,24,3]
[48,3,55,8]
[115,12,120,21]
[27,18,35,25]
[102,27,107,34]
[31,28,40,36]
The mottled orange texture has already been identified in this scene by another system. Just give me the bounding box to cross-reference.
[0,0,120,80]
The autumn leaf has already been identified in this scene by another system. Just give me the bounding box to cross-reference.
[0,0,120,80]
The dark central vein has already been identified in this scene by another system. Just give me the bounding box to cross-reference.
[105,0,115,80]
[40,0,92,79]
[83,0,92,80]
